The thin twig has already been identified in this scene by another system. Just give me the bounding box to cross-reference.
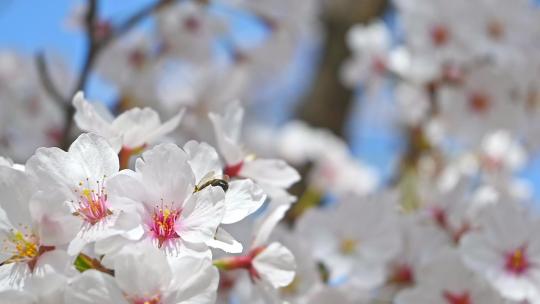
[36,53,66,108]
[100,0,174,48]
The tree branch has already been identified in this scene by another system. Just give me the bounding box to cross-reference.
[100,0,174,49]
[36,53,66,108]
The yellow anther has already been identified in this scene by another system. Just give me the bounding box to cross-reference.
[340,239,357,255]
[82,188,92,200]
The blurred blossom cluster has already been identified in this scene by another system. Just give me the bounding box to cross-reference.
[2,0,540,303]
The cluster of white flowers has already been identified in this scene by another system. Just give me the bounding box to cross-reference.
[0,92,301,303]
[331,0,540,303]
[0,0,323,162]
[0,52,68,161]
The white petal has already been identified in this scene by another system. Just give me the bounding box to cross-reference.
[26,133,119,198]
[65,270,127,304]
[208,106,245,165]
[222,179,266,224]
[68,133,120,179]
[0,209,14,262]
[166,257,219,304]
[30,190,79,246]
[252,204,291,248]
[179,188,225,244]
[106,170,149,206]
[0,290,34,304]
[211,103,243,143]
[252,242,296,288]
[183,140,222,183]
[114,244,171,298]
[33,249,73,277]
[72,91,115,139]
[136,143,195,204]
[0,157,13,168]
[66,212,125,256]
[111,107,161,149]
[241,159,300,188]
[205,227,243,253]
[26,147,81,198]
[142,108,184,145]
[24,272,67,304]
[0,166,33,228]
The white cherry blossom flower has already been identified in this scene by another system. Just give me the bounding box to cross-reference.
[396,249,506,304]
[0,166,75,290]
[157,1,226,63]
[183,140,266,253]
[436,66,527,144]
[296,194,401,287]
[73,92,184,153]
[105,143,226,256]
[26,133,141,256]
[215,204,296,303]
[460,202,540,302]
[341,20,391,88]
[0,156,24,171]
[65,243,218,304]
[386,218,451,288]
[209,104,300,196]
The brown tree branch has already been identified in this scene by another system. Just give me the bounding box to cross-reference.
[296,0,388,137]
[36,53,66,108]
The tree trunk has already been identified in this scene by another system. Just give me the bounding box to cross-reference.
[297,0,388,136]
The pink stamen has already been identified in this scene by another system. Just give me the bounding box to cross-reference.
[505,246,530,276]
[74,178,112,225]
[431,24,450,47]
[149,204,181,248]
[183,16,201,32]
[432,207,447,229]
[224,162,243,178]
[390,263,414,285]
[443,291,471,304]
[129,49,146,69]
[131,294,161,304]
[468,91,491,114]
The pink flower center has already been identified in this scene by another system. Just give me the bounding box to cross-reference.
[224,162,243,178]
[371,56,387,74]
[468,91,491,114]
[431,207,447,228]
[183,16,201,32]
[505,247,530,275]
[443,291,471,304]
[129,49,146,69]
[390,263,414,285]
[431,24,450,47]
[131,294,161,304]
[74,178,112,225]
[149,206,181,248]
[2,229,39,264]
[487,19,505,40]
[1,227,55,272]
